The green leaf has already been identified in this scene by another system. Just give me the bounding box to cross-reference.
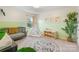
[61,11,78,41]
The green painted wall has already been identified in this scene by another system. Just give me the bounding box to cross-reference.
[38,19,68,40]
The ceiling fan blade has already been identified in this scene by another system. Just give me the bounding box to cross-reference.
[0,9,6,16]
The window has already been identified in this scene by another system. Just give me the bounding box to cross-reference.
[27,16,33,28]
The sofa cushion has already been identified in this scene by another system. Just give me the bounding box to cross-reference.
[0,29,5,40]
[0,32,5,40]
[10,33,25,40]
[0,33,13,50]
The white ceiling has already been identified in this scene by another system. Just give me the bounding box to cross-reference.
[16,6,65,12]
[0,6,78,14]
[15,6,78,14]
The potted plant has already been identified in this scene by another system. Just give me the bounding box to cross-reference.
[62,12,78,42]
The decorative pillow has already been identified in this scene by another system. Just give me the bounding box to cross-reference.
[0,32,5,40]
[17,47,36,52]
[0,28,6,40]
[0,33,13,50]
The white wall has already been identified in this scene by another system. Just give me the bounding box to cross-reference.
[0,6,37,28]
[76,7,79,46]
[0,7,26,21]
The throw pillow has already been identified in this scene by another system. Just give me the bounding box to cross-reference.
[0,32,5,40]
[0,33,13,50]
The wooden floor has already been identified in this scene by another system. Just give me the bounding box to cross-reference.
[15,36,79,52]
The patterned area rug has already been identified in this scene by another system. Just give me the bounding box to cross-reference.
[31,37,60,52]
[16,36,60,52]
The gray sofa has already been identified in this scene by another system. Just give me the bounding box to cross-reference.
[9,27,27,41]
[0,42,17,52]
[0,27,27,41]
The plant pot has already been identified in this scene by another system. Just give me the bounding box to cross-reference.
[67,37,73,42]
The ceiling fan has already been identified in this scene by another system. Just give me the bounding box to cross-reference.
[0,8,6,16]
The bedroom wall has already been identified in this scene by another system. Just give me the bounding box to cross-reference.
[37,7,77,40]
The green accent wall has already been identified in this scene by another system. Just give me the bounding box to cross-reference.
[38,19,68,40]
